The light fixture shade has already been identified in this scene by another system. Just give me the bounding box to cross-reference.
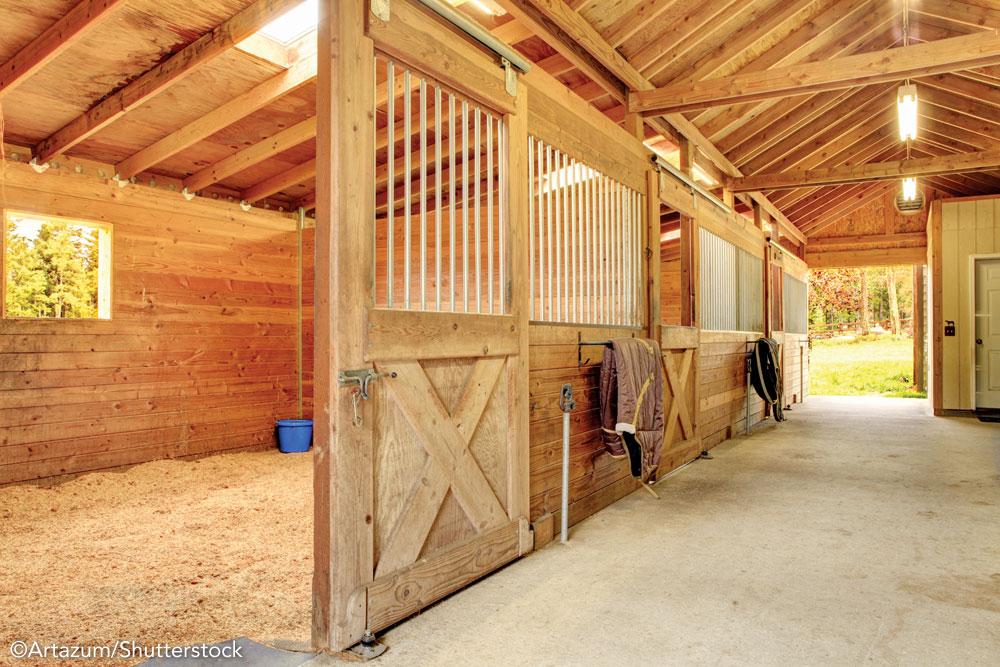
[902,177,917,201]
[897,84,918,141]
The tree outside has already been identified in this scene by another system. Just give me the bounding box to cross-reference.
[807,265,922,398]
[4,213,102,318]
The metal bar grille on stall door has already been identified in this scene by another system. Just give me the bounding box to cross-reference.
[528,136,643,326]
[374,56,507,314]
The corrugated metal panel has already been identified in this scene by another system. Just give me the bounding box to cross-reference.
[699,227,737,331]
[738,249,763,333]
[784,274,808,334]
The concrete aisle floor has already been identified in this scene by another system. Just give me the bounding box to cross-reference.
[362,396,999,667]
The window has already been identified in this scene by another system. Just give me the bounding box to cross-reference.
[528,137,645,326]
[373,57,507,314]
[699,228,763,332]
[3,211,112,319]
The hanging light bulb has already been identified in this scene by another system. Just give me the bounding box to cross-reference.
[897,84,918,141]
[902,177,917,201]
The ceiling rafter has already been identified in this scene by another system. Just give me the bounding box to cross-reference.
[33,0,303,164]
[242,158,317,204]
[0,0,128,100]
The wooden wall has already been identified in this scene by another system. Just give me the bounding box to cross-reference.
[698,331,766,449]
[781,333,809,406]
[0,166,300,484]
[527,325,641,530]
[302,226,315,418]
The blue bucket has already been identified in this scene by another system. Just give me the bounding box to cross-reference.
[276,419,313,453]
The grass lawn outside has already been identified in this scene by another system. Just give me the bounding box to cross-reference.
[808,335,925,398]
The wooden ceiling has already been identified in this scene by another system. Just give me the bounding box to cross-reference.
[1,0,998,235]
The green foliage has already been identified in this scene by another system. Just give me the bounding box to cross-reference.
[810,336,925,398]
[4,216,100,318]
[809,266,914,326]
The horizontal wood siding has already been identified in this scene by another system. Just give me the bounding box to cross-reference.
[302,226,315,418]
[782,333,810,406]
[699,331,765,449]
[0,175,300,484]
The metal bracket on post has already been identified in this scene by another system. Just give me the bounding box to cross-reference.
[501,57,517,97]
[370,0,390,21]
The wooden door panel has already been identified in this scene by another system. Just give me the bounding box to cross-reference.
[373,356,510,581]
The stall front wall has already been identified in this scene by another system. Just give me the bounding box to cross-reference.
[0,164,301,484]
[932,195,1000,412]
[782,255,810,405]
[694,206,769,448]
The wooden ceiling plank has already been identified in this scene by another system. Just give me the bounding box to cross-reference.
[242,157,317,203]
[115,56,316,179]
[646,0,815,86]
[742,89,896,175]
[600,0,684,48]
[626,0,740,74]
[912,0,1000,32]
[0,0,128,100]
[33,0,303,163]
[630,30,1000,116]
[919,85,1000,128]
[799,181,896,236]
[917,72,1000,111]
[921,97,1000,145]
[183,116,317,193]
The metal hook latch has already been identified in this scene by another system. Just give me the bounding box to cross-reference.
[338,369,396,427]
[338,369,396,400]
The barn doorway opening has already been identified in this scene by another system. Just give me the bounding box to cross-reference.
[808,264,926,398]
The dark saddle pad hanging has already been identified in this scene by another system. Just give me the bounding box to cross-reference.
[749,337,786,423]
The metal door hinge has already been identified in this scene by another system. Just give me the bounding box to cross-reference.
[501,57,517,96]
[371,0,390,22]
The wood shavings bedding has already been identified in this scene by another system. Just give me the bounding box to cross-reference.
[0,450,313,666]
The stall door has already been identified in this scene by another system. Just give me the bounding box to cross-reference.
[975,258,1000,408]
[355,55,530,635]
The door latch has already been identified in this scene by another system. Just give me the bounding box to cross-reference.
[338,369,396,427]
[338,369,395,400]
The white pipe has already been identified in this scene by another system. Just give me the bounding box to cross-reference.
[561,409,570,544]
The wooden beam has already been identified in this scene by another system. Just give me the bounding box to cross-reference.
[242,158,317,203]
[184,117,316,193]
[33,0,302,163]
[805,245,928,268]
[629,31,1000,116]
[312,0,374,652]
[115,57,316,179]
[809,232,927,246]
[0,0,128,99]
[731,148,1000,192]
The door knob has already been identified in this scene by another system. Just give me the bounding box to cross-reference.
[976,338,983,345]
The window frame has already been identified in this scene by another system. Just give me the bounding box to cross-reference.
[2,209,113,321]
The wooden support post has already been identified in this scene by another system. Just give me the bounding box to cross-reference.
[646,168,661,343]
[506,83,532,555]
[914,264,926,393]
[678,139,698,328]
[722,188,735,209]
[313,0,375,652]
[624,105,645,143]
[761,207,773,339]
[929,200,942,414]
